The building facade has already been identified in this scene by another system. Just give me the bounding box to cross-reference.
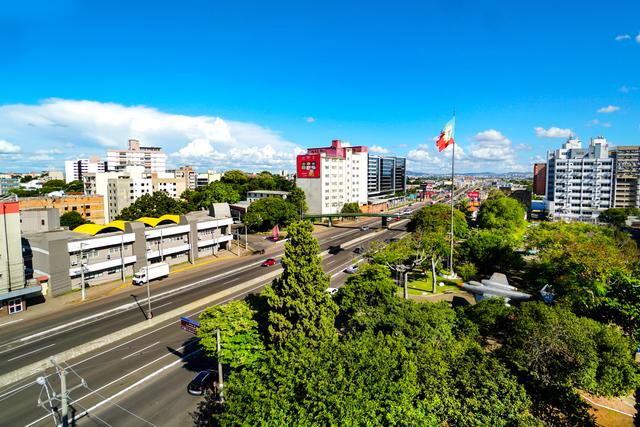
[246,190,289,203]
[64,157,107,183]
[296,140,368,215]
[533,163,547,196]
[546,137,614,222]
[367,155,407,197]
[19,195,105,225]
[0,177,20,196]
[22,204,234,297]
[1,198,40,315]
[107,139,167,174]
[612,146,640,209]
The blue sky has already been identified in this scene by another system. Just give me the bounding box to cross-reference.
[0,0,638,173]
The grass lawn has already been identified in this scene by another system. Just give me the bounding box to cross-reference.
[407,272,462,295]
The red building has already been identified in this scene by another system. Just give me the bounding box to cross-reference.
[533,163,546,196]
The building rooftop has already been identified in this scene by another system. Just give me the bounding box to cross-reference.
[247,190,289,195]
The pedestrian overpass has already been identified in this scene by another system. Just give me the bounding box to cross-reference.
[302,212,413,227]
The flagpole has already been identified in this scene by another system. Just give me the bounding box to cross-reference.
[449,111,456,277]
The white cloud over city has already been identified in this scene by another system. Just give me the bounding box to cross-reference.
[615,34,631,41]
[0,98,304,171]
[534,126,572,138]
[370,145,389,154]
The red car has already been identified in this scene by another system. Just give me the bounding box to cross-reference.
[261,258,277,267]
[395,217,401,221]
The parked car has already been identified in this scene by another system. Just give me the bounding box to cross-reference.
[395,216,402,221]
[344,264,359,274]
[187,370,217,396]
[326,287,339,295]
[261,258,277,267]
[360,225,370,231]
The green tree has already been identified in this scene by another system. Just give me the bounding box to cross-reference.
[41,179,67,189]
[454,198,473,222]
[459,229,521,275]
[408,203,468,238]
[20,175,33,183]
[263,220,338,347]
[286,187,307,216]
[340,202,361,219]
[60,211,89,230]
[477,196,526,232]
[65,180,84,193]
[244,197,298,231]
[182,181,240,210]
[196,299,265,368]
[599,207,632,228]
[116,192,189,220]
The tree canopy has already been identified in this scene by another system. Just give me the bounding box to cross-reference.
[60,211,90,230]
[116,192,189,220]
[181,181,240,211]
[244,197,299,231]
[263,220,338,347]
[408,203,468,238]
[477,195,526,232]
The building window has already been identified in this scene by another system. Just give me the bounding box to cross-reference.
[7,298,24,315]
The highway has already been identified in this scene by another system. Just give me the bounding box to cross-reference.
[0,215,411,426]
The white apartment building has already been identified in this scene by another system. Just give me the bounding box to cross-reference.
[296,140,368,215]
[64,156,107,183]
[546,136,614,222]
[107,139,167,174]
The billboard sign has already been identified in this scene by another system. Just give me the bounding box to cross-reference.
[297,154,321,179]
[180,316,201,335]
[467,191,480,199]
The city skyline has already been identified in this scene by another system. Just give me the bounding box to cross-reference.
[0,1,639,173]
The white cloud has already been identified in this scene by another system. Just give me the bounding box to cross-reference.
[602,122,613,128]
[637,33,640,43]
[597,105,620,113]
[615,34,631,41]
[619,85,637,93]
[305,117,316,123]
[370,145,389,154]
[534,126,572,138]
[0,139,21,154]
[407,129,526,173]
[0,98,303,171]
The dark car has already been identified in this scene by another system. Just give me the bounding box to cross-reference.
[261,258,277,267]
[328,245,342,255]
[187,370,217,396]
[353,246,365,254]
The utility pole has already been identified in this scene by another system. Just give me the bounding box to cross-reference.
[146,264,152,320]
[236,230,240,256]
[37,357,86,427]
[216,329,224,403]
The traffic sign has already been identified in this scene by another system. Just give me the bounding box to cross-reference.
[180,316,201,335]
[467,191,480,199]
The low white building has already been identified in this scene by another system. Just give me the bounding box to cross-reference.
[246,190,289,203]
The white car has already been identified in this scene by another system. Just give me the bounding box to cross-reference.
[344,265,359,274]
[360,225,370,231]
[326,287,339,295]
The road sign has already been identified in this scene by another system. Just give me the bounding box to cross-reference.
[180,316,201,335]
[467,191,480,199]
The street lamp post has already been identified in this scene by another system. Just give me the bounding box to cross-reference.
[79,242,88,302]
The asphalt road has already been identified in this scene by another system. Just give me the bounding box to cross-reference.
[0,220,409,426]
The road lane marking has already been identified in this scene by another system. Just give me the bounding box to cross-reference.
[0,319,23,328]
[121,341,160,360]
[152,302,172,311]
[7,343,55,362]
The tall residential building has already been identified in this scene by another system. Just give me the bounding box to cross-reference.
[612,146,640,209]
[196,170,222,188]
[64,156,107,183]
[107,139,167,174]
[173,166,198,190]
[546,137,614,222]
[0,177,20,196]
[533,163,547,196]
[106,168,153,221]
[367,155,407,197]
[1,198,39,314]
[296,140,368,215]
